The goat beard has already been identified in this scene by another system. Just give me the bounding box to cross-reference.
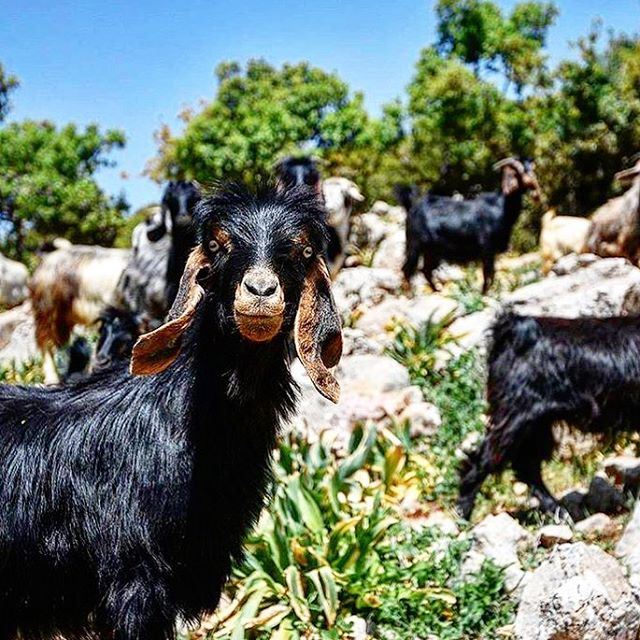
[234,311,284,342]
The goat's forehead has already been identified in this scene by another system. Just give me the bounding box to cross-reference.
[206,204,316,241]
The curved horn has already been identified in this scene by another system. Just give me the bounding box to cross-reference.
[615,165,640,182]
[493,157,525,173]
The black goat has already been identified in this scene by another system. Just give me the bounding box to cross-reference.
[274,156,321,192]
[147,180,201,307]
[458,311,640,520]
[61,336,92,383]
[0,184,342,640]
[93,306,143,370]
[400,159,541,293]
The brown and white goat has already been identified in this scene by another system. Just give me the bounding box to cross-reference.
[30,243,129,382]
[587,157,640,262]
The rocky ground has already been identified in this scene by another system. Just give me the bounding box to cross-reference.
[2,201,640,638]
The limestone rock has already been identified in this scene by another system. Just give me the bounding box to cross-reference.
[332,267,402,318]
[575,513,617,538]
[616,500,640,589]
[515,542,640,639]
[505,257,640,317]
[461,512,534,596]
[537,524,573,548]
[356,295,458,339]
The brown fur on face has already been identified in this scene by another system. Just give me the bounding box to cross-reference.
[233,266,285,342]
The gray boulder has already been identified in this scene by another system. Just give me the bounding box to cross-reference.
[289,355,439,452]
[461,512,534,597]
[505,257,640,317]
[515,542,640,640]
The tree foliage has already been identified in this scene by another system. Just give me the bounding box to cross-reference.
[150,59,405,200]
[0,63,19,122]
[0,119,127,257]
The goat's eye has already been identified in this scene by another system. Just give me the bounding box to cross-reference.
[303,246,313,259]
[209,240,220,253]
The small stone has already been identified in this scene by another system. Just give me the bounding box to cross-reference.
[537,524,573,548]
[575,513,617,538]
[584,474,625,515]
[559,488,588,521]
[603,455,640,491]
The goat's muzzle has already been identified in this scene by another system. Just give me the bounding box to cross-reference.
[234,267,285,342]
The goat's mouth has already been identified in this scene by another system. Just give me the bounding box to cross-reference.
[234,310,284,342]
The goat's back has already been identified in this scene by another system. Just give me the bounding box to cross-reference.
[488,312,640,433]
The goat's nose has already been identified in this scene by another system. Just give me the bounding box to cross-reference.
[243,272,279,298]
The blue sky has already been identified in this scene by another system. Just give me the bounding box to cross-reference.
[1,0,638,211]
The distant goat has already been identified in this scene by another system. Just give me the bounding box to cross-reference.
[322,177,364,275]
[539,209,592,274]
[0,183,342,640]
[146,181,201,307]
[458,311,640,520]
[94,306,143,369]
[587,158,640,262]
[274,156,322,192]
[117,206,171,325]
[60,308,143,383]
[30,243,129,382]
[61,336,92,384]
[400,159,541,293]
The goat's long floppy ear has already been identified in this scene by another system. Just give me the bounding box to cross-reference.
[130,247,210,376]
[347,181,365,202]
[294,256,343,403]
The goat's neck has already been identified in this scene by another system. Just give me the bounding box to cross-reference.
[501,190,524,228]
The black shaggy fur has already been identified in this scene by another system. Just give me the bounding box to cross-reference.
[147,180,201,307]
[399,160,539,293]
[458,310,640,520]
[94,306,143,370]
[0,185,333,639]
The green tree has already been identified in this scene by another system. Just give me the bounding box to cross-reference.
[0,63,19,122]
[407,47,519,194]
[435,0,557,93]
[0,120,127,258]
[150,59,400,198]
[533,28,640,215]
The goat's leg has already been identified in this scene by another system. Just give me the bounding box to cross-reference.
[401,242,421,285]
[481,256,495,294]
[42,348,60,385]
[511,421,569,520]
[457,433,505,520]
[101,577,174,640]
[421,252,440,292]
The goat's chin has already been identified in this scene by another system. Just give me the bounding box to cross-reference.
[234,312,284,343]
